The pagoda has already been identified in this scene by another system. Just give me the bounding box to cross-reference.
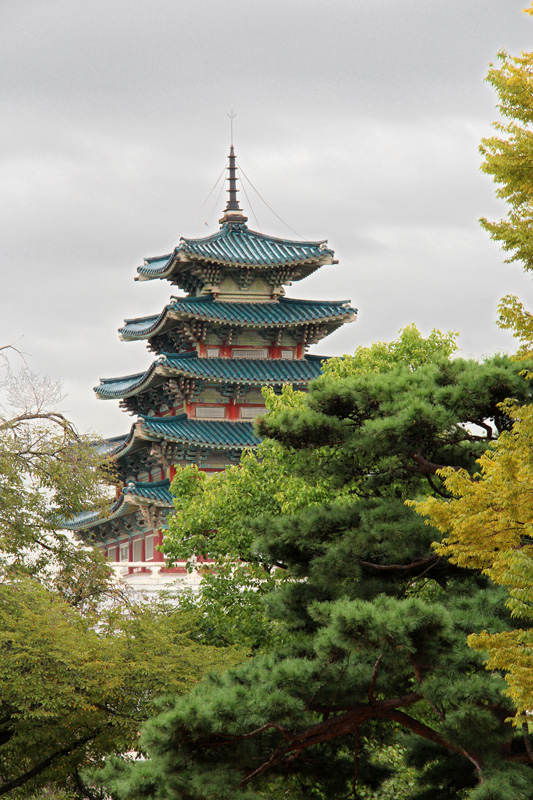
[69,146,357,582]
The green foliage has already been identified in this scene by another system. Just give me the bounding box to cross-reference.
[0,571,243,799]
[479,46,533,272]
[413,401,533,722]
[322,324,459,378]
[0,353,244,797]
[479,35,533,358]
[103,339,533,800]
[0,353,114,581]
[410,20,533,730]
[164,328,462,649]
[165,384,338,649]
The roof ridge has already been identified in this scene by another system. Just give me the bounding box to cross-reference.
[128,478,170,489]
[99,370,148,384]
[123,313,161,324]
[179,224,328,249]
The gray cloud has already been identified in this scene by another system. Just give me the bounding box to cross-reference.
[1,0,532,436]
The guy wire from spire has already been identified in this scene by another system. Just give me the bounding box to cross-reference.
[238,176,262,233]
[159,166,226,250]
[237,161,304,239]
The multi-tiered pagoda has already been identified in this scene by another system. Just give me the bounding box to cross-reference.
[70,146,357,582]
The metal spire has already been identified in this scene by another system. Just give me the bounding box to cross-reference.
[219,115,248,225]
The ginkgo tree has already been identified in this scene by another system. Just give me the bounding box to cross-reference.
[411,4,533,726]
[479,3,533,355]
[412,401,533,724]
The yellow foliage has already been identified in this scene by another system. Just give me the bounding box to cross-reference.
[497,294,533,364]
[411,403,533,719]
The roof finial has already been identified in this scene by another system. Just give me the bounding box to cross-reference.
[228,109,236,146]
[219,116,248,226]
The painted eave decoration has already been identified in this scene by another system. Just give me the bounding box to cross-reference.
[66,479,173,532]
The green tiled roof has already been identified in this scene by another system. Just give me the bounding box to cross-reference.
[123,479,173,505]
[97,368,161,400]
[120,296,356,340]
[66,480,172,531]
[66,494,130,531]
[137,223,334,279]
[141,415,261,449]
[95,353,326,400]
[95,435,129,455]
[90,414,262,467]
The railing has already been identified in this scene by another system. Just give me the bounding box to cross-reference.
[108,560,199,578]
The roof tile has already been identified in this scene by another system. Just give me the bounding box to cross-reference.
[95,353,326,399]
[140,415,261,448]
[120,296,356,340]
[137,223,334,278]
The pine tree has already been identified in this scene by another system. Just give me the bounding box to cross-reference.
[100,346,533,800]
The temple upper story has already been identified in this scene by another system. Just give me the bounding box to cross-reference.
[135,147,337,301]
[136,226,336,300]
[68,143,357,589]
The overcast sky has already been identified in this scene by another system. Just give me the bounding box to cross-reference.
[2,0,533,437]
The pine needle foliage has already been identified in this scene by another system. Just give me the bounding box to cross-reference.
[101,335,533,799]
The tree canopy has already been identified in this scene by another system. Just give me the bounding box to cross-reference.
[163,326,460,651]
[478,19,533,356]
[412,401,533,725]
[0,345,112,580]
[0,350,243,799]
[399,12,533,735]
[100,338,533,800]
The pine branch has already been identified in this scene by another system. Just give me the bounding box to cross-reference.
[359,556,439,572]
[232,691,488,786]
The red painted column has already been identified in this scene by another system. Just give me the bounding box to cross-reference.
[154,530,165,562]
[228,399,240,421]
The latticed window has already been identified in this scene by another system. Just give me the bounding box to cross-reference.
[132,539,142,562]
[232,348,268,359]
[119,543,129,562]
[195,405,226,419]
[107,547,117,561]
[206,347,219,358]
[240,406,265,420]
[145,534,154,561]
[281,349,295,359]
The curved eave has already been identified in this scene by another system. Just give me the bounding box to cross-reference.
[95,426,149,461]
[65,493,133,531]
[95,360,165,400]
[135,225,335,281]
[95,354,326,401]
[93,435,130,457]
[120,298,357,342]
[66,480,173,532]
